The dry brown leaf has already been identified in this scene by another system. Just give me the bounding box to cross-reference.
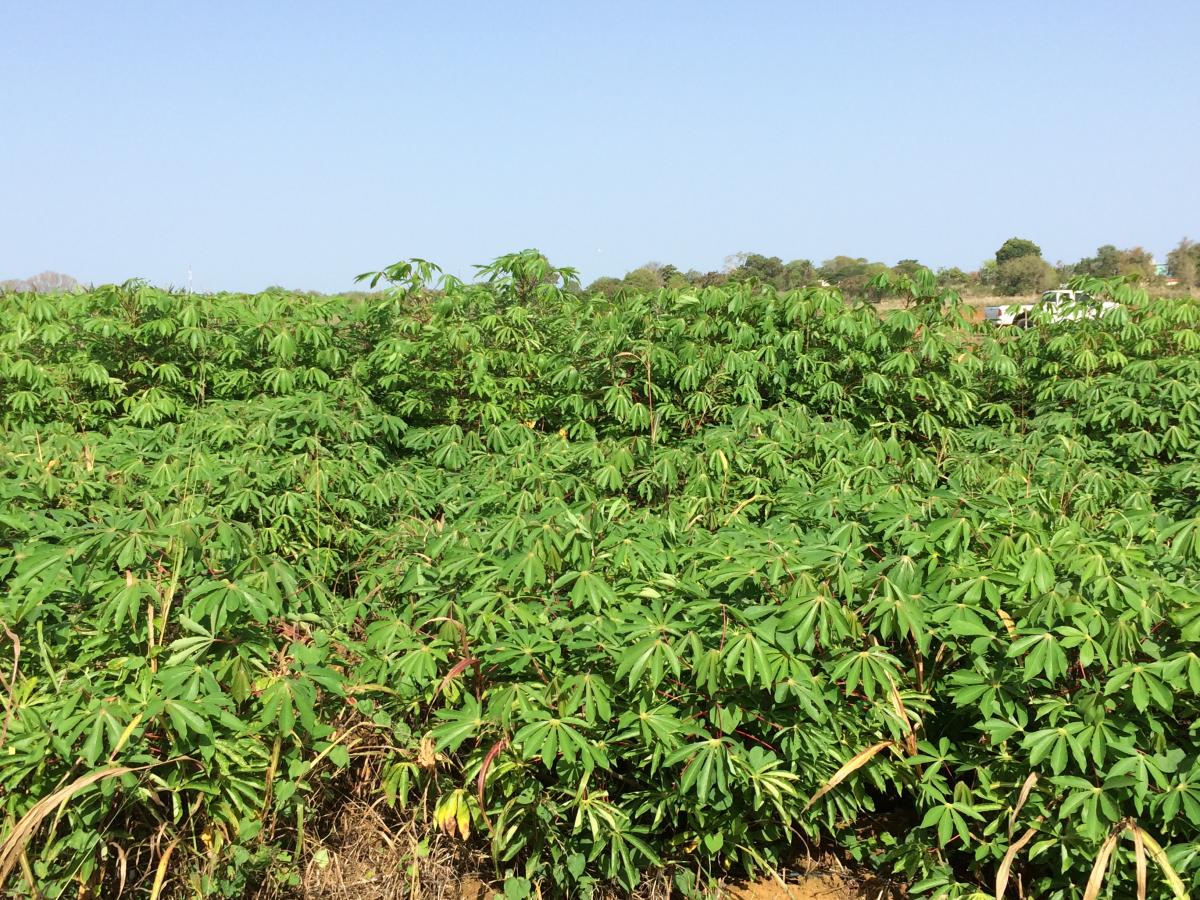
[1007,771,1038,839]
[994,818,1042,900]
[886,675,918,756]
[1130,822,1148,900]
[803,741,894,813]
[417,735,437,770]
[997,608,1017,637]
[1082,829,1121,900]
[1137,828,1189,898]
[148,837,180,900]
[0,766,138,890]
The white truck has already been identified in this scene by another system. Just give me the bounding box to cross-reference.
[983,289,1118,327]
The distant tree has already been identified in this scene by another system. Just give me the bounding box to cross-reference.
[724,254,819,290]
[622,267,664,294]
[818,256,857,283]
[586,263,670,297]
[1074,245,1123,278]
[585,276,624,298]
[978,259,999,290]
[996,255,1057,295]
[936,267,973,288]
[818,256,889,295]
[1117,247,1155,279]
[727,253,785,285]
[892,259,924,278]
[1075,245,1155,280]
[0,271,78,293]
[1167,238,1200,287]
[723,252,749,273]
[781,259,816,290]
[29,271,79,292]
[688,270,728,288]
[1054,260,1076,282]
[995,238,1043,266]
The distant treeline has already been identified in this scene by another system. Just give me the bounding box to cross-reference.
[587,237,1200,298]
[6,238,1199,299]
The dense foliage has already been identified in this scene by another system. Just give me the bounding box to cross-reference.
[2,255,1200,898]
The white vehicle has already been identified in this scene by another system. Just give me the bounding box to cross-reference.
[983,289,1118,327]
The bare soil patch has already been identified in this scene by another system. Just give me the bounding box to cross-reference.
[723,875,860,900]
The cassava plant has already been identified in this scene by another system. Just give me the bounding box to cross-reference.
[0,259,1199,898]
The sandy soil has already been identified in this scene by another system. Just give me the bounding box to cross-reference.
[724,875,864,899]
[446,872,887,900]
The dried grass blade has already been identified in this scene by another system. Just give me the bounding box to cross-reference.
[0,766,137,889]
[109,842,128,897]
[995,821,1040,900]
[1129,822,1147,900]
[0,622,20,751]
[1007,772,1038,839]
[886,675,918,756]
[997,609,1017,637]
[1082,829,1121,900]
[803,741,894,812]
[148,837,180,900]
[1137,828,1188,898]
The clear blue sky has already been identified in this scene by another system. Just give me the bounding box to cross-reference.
[2,1,1197,292]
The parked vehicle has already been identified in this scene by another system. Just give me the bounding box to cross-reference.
[983,289,1118,327]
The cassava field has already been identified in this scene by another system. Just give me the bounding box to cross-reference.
[3,253,1200,899]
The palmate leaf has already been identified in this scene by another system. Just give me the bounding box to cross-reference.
[830,645,904,700]
[776,588,852,651]
[1016,546,1057,595]
[164,624,215,666]
[730,746,801,821]
[512,711,594,771]
[563,672,613,724]
[720,627,775,690]
[917,795,985,847]
[569,569,617,611]
[257,676,318,738]
[162,699,214,742]
[666,735,733,803]
[1008,630,1070,683]
[1022,722,1088,775]
[615,635,682,688]
[1105,663,1175,713]
[615,702,696,764]
[430,696,486,752]
[95,573,158,631]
